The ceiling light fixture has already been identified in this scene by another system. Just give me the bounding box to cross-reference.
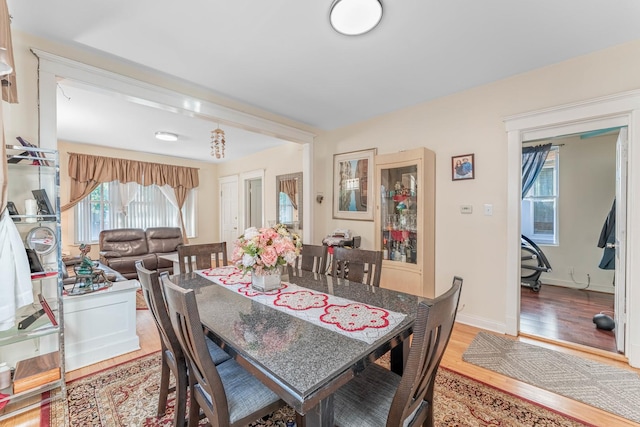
[211,126,226,159]
[330,0,383,36]
[155,131,178,141]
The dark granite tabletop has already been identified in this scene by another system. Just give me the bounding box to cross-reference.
[170,269,427,416]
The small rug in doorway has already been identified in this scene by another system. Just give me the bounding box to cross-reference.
[463,331,640,423]
[42,352,590,426]
[136,289,148,310]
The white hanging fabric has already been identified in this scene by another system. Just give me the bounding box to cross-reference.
[117,181,139,216]
[0,210,33,331]
[158,184,179,224]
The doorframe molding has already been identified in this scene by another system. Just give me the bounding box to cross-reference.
[504,89,640,368]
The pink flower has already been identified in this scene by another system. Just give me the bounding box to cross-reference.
[232,224,301,275]
[260,246,278,267]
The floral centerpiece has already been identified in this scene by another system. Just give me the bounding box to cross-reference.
[231,224,301,290]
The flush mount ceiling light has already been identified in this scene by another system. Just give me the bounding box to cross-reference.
[155,131,178,141]
[330,0,383,36]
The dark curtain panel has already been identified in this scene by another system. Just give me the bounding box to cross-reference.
[521,143,552,198]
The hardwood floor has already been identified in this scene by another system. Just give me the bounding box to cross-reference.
[520,284,617,352]
[5,308,640,426]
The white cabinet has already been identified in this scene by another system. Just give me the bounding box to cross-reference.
[375,148,435,297]
[0,145,64,420]
[64,280,140,371]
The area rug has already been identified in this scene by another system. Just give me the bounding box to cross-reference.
[463,331,640,423]
[42,352,591,426]
[136,289,148,310]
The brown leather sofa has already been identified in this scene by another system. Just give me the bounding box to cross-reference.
[99,227,183,279]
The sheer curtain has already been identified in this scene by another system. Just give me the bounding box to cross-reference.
[158,184,190,244]
[117,182,139,216]
[521,143,552,198]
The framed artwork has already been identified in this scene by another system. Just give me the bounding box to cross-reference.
[333,148,376,220]
[452,153,475,181]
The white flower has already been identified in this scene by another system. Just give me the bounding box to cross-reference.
[242,253,257,268]
[243,227,260,240]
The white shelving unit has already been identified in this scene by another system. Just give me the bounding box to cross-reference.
[0,145,65,420]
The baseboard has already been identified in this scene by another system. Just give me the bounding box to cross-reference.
[539,279,613,294]
[456,313,506,334]
[541,277,614,293]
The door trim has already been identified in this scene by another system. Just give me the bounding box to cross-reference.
[504,89,640,368]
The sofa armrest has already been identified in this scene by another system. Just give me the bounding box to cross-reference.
[99,250,122,259]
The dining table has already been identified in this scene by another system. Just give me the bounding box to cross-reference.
[169,267,427,427]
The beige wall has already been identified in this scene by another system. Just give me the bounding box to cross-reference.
[313,39,640,329]
[4,27,640,334]
[57,141,219,259]
[217,142,305,232]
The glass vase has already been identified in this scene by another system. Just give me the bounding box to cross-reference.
[251,267,282,291]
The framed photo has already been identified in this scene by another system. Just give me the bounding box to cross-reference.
[333,148,376,220]
[452,154,475,181]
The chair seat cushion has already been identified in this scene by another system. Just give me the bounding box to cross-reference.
[334,363,400,427]
[199,358,280,424]
[205,336,231,365]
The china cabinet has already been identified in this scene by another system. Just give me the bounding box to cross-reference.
[0,145,65,420]
[374,147,435,297]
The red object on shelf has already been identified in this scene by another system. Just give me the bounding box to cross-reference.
[0,393,9,410]
[31,271,57,279]
[38,294,58,327]
[392,195,408,203]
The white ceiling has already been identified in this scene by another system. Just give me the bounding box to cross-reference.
[8,0,640,162]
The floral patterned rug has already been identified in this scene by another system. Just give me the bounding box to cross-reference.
[42,352,591,427]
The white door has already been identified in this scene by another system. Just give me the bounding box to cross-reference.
[220,176,239,258]
[614,128,628,353]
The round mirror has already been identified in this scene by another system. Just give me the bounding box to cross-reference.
[25,226,57,255]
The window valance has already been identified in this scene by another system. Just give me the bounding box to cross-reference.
[62,152,199,211]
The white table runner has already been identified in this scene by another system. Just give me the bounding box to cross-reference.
[197,267,406,344]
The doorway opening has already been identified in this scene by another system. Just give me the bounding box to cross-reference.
[504,91,640,368]
[244,177,263,229]
[518,129,620,353]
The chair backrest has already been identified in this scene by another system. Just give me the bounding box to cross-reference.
[297,244,328,274]
[134,261,185,366]
[330,247,383,287]
[160,273,232,424]
[177,242,228,273]
[387,277,463,427]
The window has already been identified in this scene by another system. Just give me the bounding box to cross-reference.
[521,147,559,245]
[278,192,294,224]
[75,181,196,244]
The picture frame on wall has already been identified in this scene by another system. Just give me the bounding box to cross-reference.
[333,148,376,220]
[452,153,475,181]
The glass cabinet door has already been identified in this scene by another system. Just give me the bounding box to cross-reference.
[379,164,418,264]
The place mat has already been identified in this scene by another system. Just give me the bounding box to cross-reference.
[463,331,640,423]
[198,268,406,344]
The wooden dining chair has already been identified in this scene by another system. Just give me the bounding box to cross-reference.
[159,274,284,427]
[330,247,383,287]
[333,277,463,427]
[177,242,227,273]
[135,261,231,427]
[297,244,328,274]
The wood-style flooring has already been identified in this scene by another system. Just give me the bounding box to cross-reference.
[520,284,617,353]
[5,308,640,427]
